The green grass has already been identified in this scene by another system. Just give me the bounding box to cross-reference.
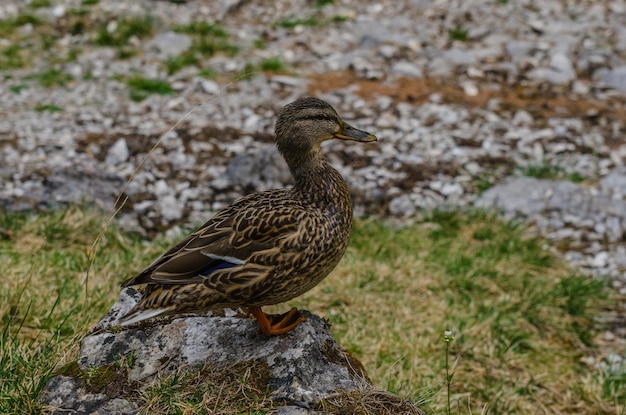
[192,35,239,57]
[198,67,217,79]
[0,207,154,414]
[94,16,154,47]
[0,10,88,69]
[0,14,41,37]
[472,174,496,193]
[0,45,26,70]
[239,62,257,80]
[34,104,64,112]
[173,21,229,38]
[28,0,51,8]
[275,17,321,28]
[9,84,28,94]
[289,210,616,414]
[28,68,73,88]
[162,22,238,74]
[259,56,286,72]
[517,161,586,183]
[163,53,199,75]
[253,38,266,49]
[330,15,351,23]
[449,25,469,42]
[0,207,619,414]
[274,14,352,30]
[233,57,289,80]
[315,0,335,7]
[0,10,93,69]
[126,75,174,101]
[94,15,154,58]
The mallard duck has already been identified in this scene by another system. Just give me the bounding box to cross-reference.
[119,97,377,335]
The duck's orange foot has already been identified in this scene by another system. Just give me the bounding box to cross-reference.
[247,306,305,336]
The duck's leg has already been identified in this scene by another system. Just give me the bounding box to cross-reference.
[248,306,305,335]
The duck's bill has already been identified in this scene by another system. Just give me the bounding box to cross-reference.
[334,123,378,142]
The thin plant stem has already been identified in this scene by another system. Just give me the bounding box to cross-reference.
[444,330,455,415]
[82,72,253,296]
[446,339,451,415]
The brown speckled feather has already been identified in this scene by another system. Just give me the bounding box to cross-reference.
[119,97,377,327]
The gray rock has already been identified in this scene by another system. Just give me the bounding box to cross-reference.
[38,167,123,211]
[272,406,329,415]
[544,180,592,213]
[40,376,138,415]
[41,288,421,414]
[475,177,556,216]
[527,19,546,34]
[460,80,479,97]
[604,216,624,243]
[571,80,591,95]
[158,193,184,223]
[442,48,478,66]
[392,61,424,78]
[527,53,575,85]
[105,138,130,166]
[602,66,626,92]
[270,75,306,87]
[426,57,453,77]
[550,53,576,79]
[80,297,366,403]
[512,110,534,126]
[388,194,416,217]
[600,167,626,199]
[199,79,220,95]
[590,251,610,268]
[350,56,385,80]
[476,177,626,261]
[505,40,535,59]
[477,177,605,219]
[224,144,291,191]
[615,27,626,52]
[52,5,65,18]
[146,31,193,59]
[379,44,397,59]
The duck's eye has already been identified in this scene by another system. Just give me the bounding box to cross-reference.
[301,114,336,122]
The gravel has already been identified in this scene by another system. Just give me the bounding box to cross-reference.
[1,0,625,368]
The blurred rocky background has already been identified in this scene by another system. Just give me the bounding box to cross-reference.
[1,0,625,373]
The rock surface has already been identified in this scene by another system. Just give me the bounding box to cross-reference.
[477,176,626,286]
[41,376,138,415]
[40,288,422,414]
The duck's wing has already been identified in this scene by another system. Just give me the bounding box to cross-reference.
[121,193,302,287]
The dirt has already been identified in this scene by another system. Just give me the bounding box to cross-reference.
[308,71,626,148]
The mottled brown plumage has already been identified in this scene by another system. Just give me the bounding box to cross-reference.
[119,97,377,335]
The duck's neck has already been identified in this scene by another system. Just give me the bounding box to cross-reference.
[287,148,324,185]
[288,151,352,212]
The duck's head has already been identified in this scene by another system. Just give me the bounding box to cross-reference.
[274,97,377,162]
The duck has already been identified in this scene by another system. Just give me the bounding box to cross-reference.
[119,97,377,335]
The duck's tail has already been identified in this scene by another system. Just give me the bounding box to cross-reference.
[118,306,171,326]
[117,283,223,326]
[117,283,183,326]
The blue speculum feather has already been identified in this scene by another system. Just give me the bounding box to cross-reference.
[200,260,237,276]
